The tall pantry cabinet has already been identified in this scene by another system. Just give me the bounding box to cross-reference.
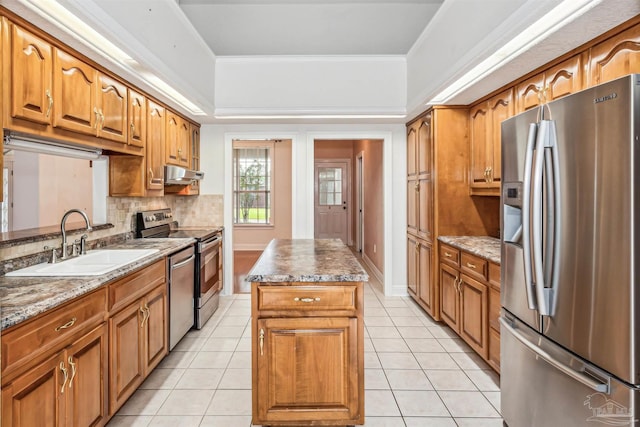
[406,107,499,320]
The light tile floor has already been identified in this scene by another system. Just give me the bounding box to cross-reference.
[107,263,503,427]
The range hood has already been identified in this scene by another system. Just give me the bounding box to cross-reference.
[164,165,204,185]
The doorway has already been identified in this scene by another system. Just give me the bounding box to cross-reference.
[314,160,350,244]
[355,152,364,253]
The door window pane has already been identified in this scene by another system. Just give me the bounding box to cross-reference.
[318,167,342,206]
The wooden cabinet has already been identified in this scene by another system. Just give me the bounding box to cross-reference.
[127,88,146,149]
[439,243,499,368]
[516,54,584,113]
[96,72,127,144]
[9,23,53,126]
[165,122,201,196]
[252,282,364,426]
[108,259,167,415]
[469,88,513,196]
[589,24,640,87]
[1,288,109,427]
[406,107,499,321]
[165,111,190,167]
[146,100,166,194]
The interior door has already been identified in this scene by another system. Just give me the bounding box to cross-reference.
[314,161,349,244]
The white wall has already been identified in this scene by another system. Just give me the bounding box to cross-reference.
[214,56,406,117]
[200,123,407,297]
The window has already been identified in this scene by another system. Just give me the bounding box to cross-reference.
[233,142,273,225]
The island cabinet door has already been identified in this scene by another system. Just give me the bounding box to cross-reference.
[255,317,361,424]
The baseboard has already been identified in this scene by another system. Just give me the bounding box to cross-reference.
[234,243,267,251]
[362,253,384,285]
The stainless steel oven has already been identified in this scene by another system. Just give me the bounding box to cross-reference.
[136,209,223,340]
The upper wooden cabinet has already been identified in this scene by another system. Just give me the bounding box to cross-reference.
[52,48,97,135]
[469,88,513,196]
[516,54,584,113]
[146,99,166,194]
[128,88,146,149]
[96,72,127,144]
[589,24,640,87]
[10,24,53,126]
[165,111,190,167]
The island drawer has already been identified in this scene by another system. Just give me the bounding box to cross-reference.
[1,287,107,378]
[439,244,460,266]
[256,285,358,313]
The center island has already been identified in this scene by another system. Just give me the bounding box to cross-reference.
[247,239,368,427]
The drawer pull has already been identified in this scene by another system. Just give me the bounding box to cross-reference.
[55,317,77,332]
[294,297,321,303]
[60,362,68,394]
[259,328,265,356]
[444,252,452,258]
[466,262,477,269]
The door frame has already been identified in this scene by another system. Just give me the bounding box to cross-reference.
[313,158,351,245]
[355,152,364,253]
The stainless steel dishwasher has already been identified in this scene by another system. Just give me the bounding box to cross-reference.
[167,245,195,350]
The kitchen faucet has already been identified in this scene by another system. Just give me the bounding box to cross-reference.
[60,209,92,259]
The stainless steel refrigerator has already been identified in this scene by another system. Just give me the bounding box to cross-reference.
[501,74,640,426]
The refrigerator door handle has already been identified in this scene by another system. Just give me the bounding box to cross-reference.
[547,120,561,316]
[500,317,610,393]
[522,122,538,310]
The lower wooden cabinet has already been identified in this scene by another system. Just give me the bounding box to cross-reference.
[439,242,499,372]
[109,281,168,415]
[252,282,364,426]
[2,323,108,427]
[407,234,437,319]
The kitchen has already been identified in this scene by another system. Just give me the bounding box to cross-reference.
[1,0,640,426]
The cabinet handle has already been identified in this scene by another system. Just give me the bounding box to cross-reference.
[60,362,68,394]
[415,241,420,251]
[140,305,149,327]
[68,356,76,389]
[130,122,135,135]
[45,89,53,118]
[466,262,477,269]
[94,108,100,129]
[487,166,493,183]
[55,317,77,332]
[444,252,452,258]
[259,328,264,356]
[293,297,321,303]
[415,182,419,191]
[100,110,105,129]
[456,278,462,293]
[483,167,489,182]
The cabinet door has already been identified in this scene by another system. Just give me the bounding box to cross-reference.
[515,73,545,113]
[459,274,488,359]
[10,24,53,125]
[406,126,417,179]
[146,100,165,192]
[487,88,512,185]
[143,284,168,374]
[407,235,418,297]
[1,351,65,427]
[255,317,360,424]
[469,102,489,187]
[417,117,433,241]
[66,324,108,427]
[589,24,640,86]
[53,48,97,135]
[439,263,460,331]
[417,240,434,316]
[407,178,418,235]
[166,112,189,167]
[96,73,127,143]
[545,55,583,102]
[109,300,144,415]
[189,124,201,193]
[128,88,146,148]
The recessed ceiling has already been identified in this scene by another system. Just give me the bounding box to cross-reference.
[178,0,445,56]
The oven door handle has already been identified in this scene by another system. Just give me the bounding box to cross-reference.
[171,254,195,269]
[199,236,221,252]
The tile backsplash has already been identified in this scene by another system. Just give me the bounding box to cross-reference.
[1,194,224,262]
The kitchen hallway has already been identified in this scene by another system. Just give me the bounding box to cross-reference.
[106,258,502,427]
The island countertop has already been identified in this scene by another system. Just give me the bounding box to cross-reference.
[246,238,369,283]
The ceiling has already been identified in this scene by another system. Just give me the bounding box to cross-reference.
[178,0,445,56]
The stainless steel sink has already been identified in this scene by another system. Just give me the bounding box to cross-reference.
[5,249,160,277]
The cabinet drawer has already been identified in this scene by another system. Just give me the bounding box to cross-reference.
[257,285,357,312]
[2,287,107,377]
[439,244,459,266]
[489,287,500,331]
[489,262,500,289]
[109,259,166,313]
[460,252,487,280]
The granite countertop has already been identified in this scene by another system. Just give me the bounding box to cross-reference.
[438,236,501,265]
[0,238,195,330]
[246,239,369,283]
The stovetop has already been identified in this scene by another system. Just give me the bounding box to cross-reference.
[136,208,222,241]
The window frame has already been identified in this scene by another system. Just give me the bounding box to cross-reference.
[232,140,275,227]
